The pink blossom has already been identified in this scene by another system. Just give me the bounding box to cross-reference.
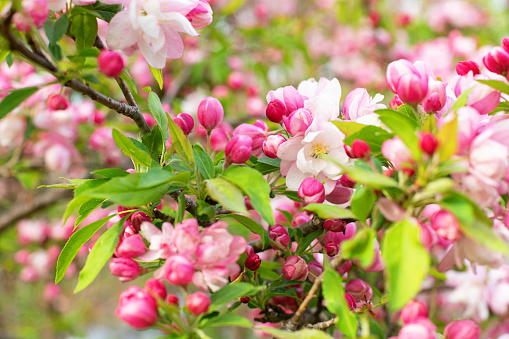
[173,219,201,254]
[116,286,158,329]
[381,136,415,171]
[138,222,175,261]
[343,88,385,123]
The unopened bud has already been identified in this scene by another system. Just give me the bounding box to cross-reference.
[298,177,325,204]
[419,132,438,155]
[244,254,261,271]
[456,61,480,76]
[197,97,224,131]
[225,135,253,164]
[98,50,125,78]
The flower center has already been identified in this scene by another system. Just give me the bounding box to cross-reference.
[309,142,330,158]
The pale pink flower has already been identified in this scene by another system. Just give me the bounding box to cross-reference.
[138,222,175,261]
[343,88,385,124]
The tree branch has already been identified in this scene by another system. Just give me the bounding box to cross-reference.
[306,317,337,330]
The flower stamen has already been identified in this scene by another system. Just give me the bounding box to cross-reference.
[310,142,330,158]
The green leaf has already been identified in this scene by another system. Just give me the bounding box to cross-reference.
[43,14,70,44]
[75,198,106,228]
[48,42,62,61]
[72,12,98,53]
[329,158,399,190]
[176,193,185,224]
[87,3,122,22]
[477,79,509,95]
[200,314,253,329]
[382,219,430,311]
[223,166,274,225]
[56,214,116,284]
[0,87,38,119]
[296,229,323,254]
[220,214,269,249]
[74,217,125,293]
[332,120,366,137]
[148,64,164,89]
[303,204,356,220]
[5,52,13,67]
[146,91,171,141]
[206,178,248,215]
[112,129,153,167]
[437,115,457,161]
[168,113,194,167]
[255,328,334,339]
[350,186,376,221]
[254,157,281,175]
[209,282,261,310]
[341,228,375,267]
[344,125,392,155]
[449,87,473,113]
[141,127,164,162]
[193,144,215,179]
[322,269,357,338]
[377,109,421,158]
[91,168,129,178]
[397,104,419,122]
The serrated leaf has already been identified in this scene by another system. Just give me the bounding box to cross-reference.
[437,115,457,161]
[377,109,421,158]
[332,120,366,137]
[91,168,129,178]
[168,113,194,167]
[44,14,69,44]
[141,127,164,162]
[148,64,164,89]
[75,198,106,228]
[476,79,509,95]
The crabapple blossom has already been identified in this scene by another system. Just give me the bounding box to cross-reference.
[98,50,125,78]
[345,279,373,302]
[268,225,290,250]
[109,257,142,282]
[444,320,481,339]
[197,97,224,130]
[145,278,167,299]
[262,134,286,158]
[298,177,325,204]
[116,286,158,329]
[173,113,195,136]
[225,135,253,164]
[282,255,308,281]
[186,292,210,315]
[400,300,429,324]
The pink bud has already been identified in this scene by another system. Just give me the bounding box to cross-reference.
[115,234,146,258]
[282,86,305,115]
[421,80,447,113]
[283,108,313,136]
[130,212,152,232]
[282,255,308,281]
[339,174,356,189]
[389,95,404,110]
[398,318,436,339]
[197,97,224,130]
[98,50,125,78]
[225,135,253,164]
[47,94,69,111]
[109,257,142,282]
[307,261,323,282]
[400,300,428,324]
[262,134,286,158]
[269,224,290,250]
[325,182,353,205]
[240,296,250,303]
[419,132,438,155]
[186,292,211,315]
[386,60,428,105]
[456,61,480,76]
[298,177,325,204]
[323,219,347,233]
[162,254,195,286]
[116,286,158,329]
[351,140,371,159]
[345,279,373,302]
[483,46,509,75]
[344,293,357,310]
[266,99,286,123]
[325,241,340,256]
[245,254,261,271]
[173,113,194,136]
[145,278,167,299]
[337,260,353,276]
[166,294,179,305]
[444,320,480,339]
[227,72,244,90]
[431,210,461,242]
[186,0,213,30]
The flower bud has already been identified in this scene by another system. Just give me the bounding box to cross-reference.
[197,97,224,130]
[444,320,480,339]
[282,108,313,136]
[400,300,428,325]
[116,286,158,329]
[262,134,286,158]
[389,95,403,110]
[351,139,371,159]
[386,60,428,105]
[162,254,195,286]
[431,210,461,242]
[225,135,253,164]
[145,278,167,299]
[344,293,357,310]
[173,113,194,136]
[266,99,286,123]
[166,294,179,305]
[339,174,356,189]
[419,132,438,155]
[298,177,325,204]
[421,80,447,113]
[382,136,415,171]
[307,261,323,282]
[325,241,340,256]
[337,260,353,276]
[240,296,250,303]
[483,46,509,75]
[186,0,213,30]
[109,257,141,282]
[130,212,152,232]
[269,225,290,250]
[345,279,373,302]
[282,255,308,281]
[323,219,348,233]
[325,182,353,205]
[227,71,244,90]
[398,318,436,339]
[187,292,210,315]
[115,234,146,258]
[47,94,70,111]
[456,61,480,76]
[98,50,125,78]
[245,254,261,271]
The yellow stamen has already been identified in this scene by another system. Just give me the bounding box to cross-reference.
[309,142,329,158]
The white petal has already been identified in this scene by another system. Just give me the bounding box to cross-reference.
[106,11,138,50]
[160,12,199,36]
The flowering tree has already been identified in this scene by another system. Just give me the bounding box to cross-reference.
[1,0,509,338]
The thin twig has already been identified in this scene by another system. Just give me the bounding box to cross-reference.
[306,317,337,330]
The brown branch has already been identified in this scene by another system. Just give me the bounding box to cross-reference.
[306,317,337,330]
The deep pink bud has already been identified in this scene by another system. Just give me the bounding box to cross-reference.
[187,292,210,315]
[339,174,356,189]
[225,135,253,164]
[345,279,373,302]
[431,210,461,242]
[483,46,509,75]
[186,0,213,30]
[400,300,428,324]
[386,60,428,105]
[145,278,167,299]
[130,212,151,232]
[282,255,308,281]
[173,113,194,136]
[337,260,353,276]
[325,241,340,256]
[298,177,325,204]
[109,257,141,282]
[444,320,480,339]
[245,254,261,271]
[269,224,290,250]
[47,94,69,111]
[419,132,439,155]
[115,233,146,258]
[240,296,250,303]
[262,134,286,158]
[323,219,348,233]
[456,61,480,76]
[389,95,403,110]
[117,205,132,218]
[351,140,371,159]
[98,50,125,78]
[162,255,195,286]
[344,293,357,310]
[398,318,436,339]
[116,286,158,329]
[282,108,313,136]
[307,261,323,282]
[197,97,224,130]
[166,294,179,305]
[266,99,286,123]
